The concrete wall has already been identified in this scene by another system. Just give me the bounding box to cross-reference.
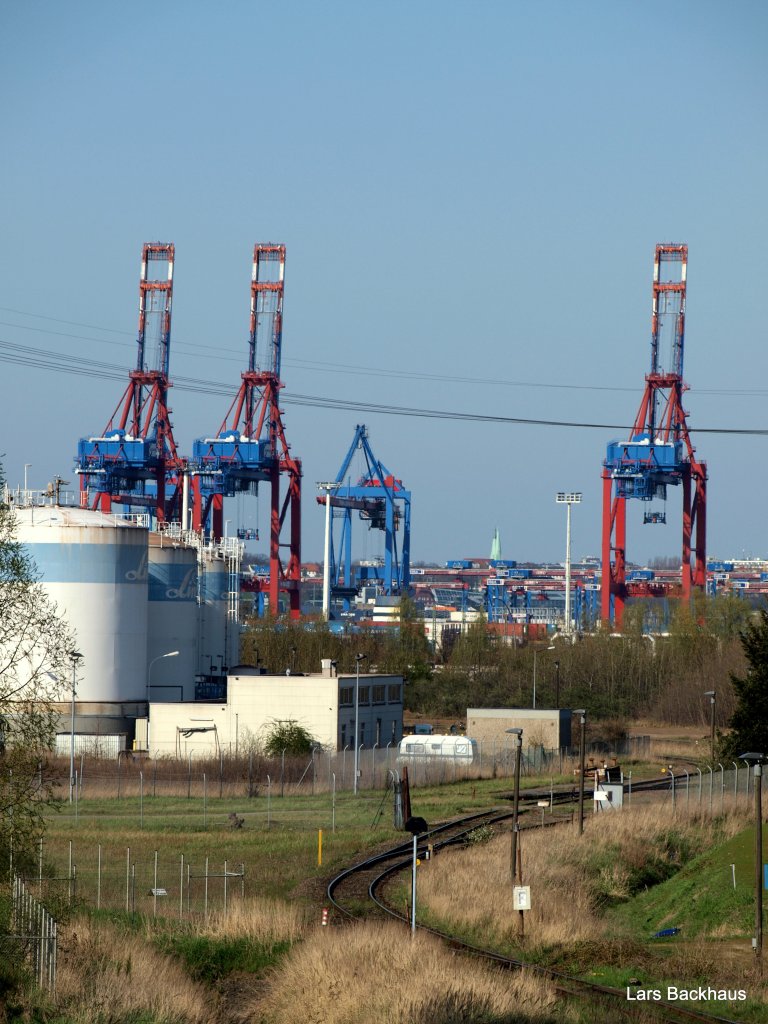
[146,671,404,757]
[466,708,571,750]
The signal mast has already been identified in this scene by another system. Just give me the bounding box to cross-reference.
[76,243,184,523]
[191,244,302,619]
[601,244,707,627]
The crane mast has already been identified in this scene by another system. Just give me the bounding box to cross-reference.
[76,243,184,523]
[191,244,302,618]
[601,244,706,626]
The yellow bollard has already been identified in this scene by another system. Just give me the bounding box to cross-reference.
[318,828,323,867]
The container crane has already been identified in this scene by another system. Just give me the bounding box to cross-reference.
[601,244,707,626]
[318,425,411,611]
[76,243,185,523]
[190,244,302,618]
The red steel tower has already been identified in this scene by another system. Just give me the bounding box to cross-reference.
[191,244,302,618]
[76,243,185,523]
[601,244,707,627]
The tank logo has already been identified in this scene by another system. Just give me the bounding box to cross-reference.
[167,568,197,600]
[125,550,148,583]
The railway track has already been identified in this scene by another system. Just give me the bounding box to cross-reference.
[327,796,746,1024]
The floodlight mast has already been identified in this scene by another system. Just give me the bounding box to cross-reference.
[556,492,581,634]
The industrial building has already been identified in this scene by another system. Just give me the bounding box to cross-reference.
[140,662,404,757]
[466,707,572,753]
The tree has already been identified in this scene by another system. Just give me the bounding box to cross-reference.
[722,607,768,758]
[262,719,317,757]
[0,468,77,873]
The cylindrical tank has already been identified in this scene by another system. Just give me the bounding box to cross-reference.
[147,533,198,701]
[199,545,240,675]
[15,506,148,702]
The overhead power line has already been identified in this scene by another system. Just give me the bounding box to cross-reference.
[0,335,766,437]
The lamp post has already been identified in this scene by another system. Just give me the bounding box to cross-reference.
[353,653,367,795]
[317,481,340,621]
[532,644,555,709]
[704,690,716,762]
[574,709,587,835]
[555,492,581,635]
[506,728,523,933]
[69,652,83,804]
[147,650,180,705]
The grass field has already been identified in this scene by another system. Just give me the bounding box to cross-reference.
[9,773,768,1023]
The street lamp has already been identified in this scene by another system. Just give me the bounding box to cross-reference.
[740,752,764,960]
[573,709,587,835]
[317,481,340,621]
[69,652,83,804]
[555,492,581,635]
[704,690,716,762]
[147,650,179,704]
[353,653,367,795]
[532,644,555,709]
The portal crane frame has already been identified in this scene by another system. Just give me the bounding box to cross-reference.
[76,243,184,523]
[191,244,301,618]
[601,244,706,626]
[318,424,411,611]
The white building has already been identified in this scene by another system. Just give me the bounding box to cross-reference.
[144,662,404,757]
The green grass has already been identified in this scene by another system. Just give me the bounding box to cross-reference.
[153,933,292,983]
[609,824,768,940]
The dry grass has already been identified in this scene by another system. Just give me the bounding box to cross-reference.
[55,915,210,1023]
[193,895,309,943]
[252,920,567,1024]
[418,803,750,950]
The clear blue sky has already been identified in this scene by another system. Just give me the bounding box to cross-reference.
[2,1,766,565]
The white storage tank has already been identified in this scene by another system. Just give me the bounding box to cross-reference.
[15,505,148,702]
[147,533,199,701]
[199,543,240,675]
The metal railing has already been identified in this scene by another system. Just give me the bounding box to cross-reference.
[9,875,58,991]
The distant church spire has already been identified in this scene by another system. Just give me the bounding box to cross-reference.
[490,527,501,562]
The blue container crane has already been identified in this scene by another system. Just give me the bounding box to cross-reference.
[75,243,185,524]
[319,425,411,611]
[601,244,707,627]
[190,244,302,618]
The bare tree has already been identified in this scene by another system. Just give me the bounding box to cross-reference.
[0,470,77,872]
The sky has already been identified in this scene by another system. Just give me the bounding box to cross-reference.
[1,1,767,567]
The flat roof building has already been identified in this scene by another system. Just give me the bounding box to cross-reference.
[144,662,404,757]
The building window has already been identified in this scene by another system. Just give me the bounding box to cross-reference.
[339,687,353,706]
[358,686,370,705]
[372,685,385,705]
[388,684,401,703]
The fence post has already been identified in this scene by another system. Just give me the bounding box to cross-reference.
[248,751,254,799]
[180,854,184,920]
[187,753,192,799]
[219,751,224,799]
[97,844,101,910]
[125,847,130,912]
[153,851,158,919]
[204,856,209,921]
[203,773,207,828]
[224,859,228,914]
